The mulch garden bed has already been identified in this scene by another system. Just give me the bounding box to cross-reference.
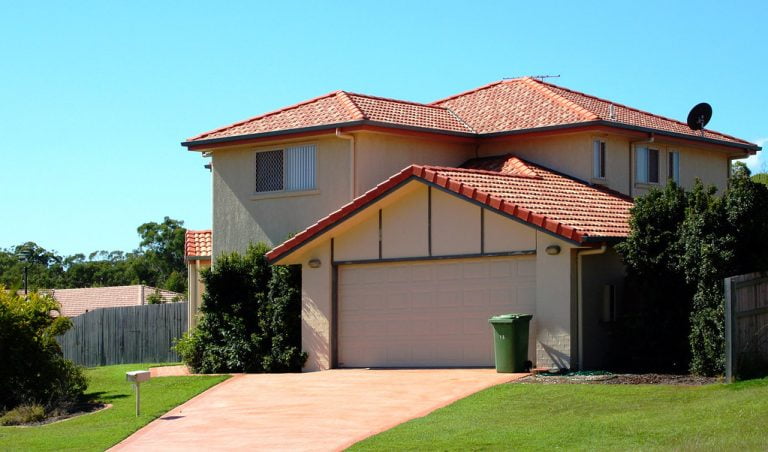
[19,403,111,427]
[516,372,719,385]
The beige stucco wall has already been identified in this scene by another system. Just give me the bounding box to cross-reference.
[212,136,352,257]
[354,132,475,194]
[478,132,735,198]
[630,140,731,197]
[478,132,596,188]
[484,209,537,252]
[330,181,538,263]
[211,132,474,258]
[431,188,482,256]
[382,184,429,258]
[534,234,577,369]
[187,259,211,330]
[294,242,333,372]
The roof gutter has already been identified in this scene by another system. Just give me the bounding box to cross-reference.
[478,121,759,153]
[182,120,476,150]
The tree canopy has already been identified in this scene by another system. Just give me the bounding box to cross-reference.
[616,172,768,375]
[0,217,188,293]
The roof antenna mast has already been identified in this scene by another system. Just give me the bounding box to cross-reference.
[530,74,560,81]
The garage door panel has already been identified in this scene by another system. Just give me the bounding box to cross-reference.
[463,287,488,306]
[385,291,411,309]
[411,265,433,281]
[339,256,535,368]
[518,258,536,276]
[435,289,462,307]
[463,261,490,279]
[436,263,462,280]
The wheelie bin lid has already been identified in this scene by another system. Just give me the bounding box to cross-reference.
[488,313,533,323]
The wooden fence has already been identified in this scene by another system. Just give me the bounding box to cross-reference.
[725,273,768,382]
[57,302,188,367]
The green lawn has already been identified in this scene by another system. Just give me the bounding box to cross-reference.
[351,378,768,451]
[0,363,228,451]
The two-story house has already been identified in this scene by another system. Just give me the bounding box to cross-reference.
[182,77,759,372]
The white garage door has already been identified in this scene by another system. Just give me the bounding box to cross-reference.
[338,256,536,368]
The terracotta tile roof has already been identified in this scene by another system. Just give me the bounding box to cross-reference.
[185,229,212,258]
[184,78,757,150]
[185,91,472,142]
[266,155,633,263]
[39,285,183,318]
[433,78,754,146]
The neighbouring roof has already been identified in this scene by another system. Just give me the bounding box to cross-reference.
[185,229,212,259]
[266,155,634,263]
[183,77,757,151]
[36,285,183,318]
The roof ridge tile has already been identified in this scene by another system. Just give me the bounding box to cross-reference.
[430,79,509,106]
[522,78,599,121]
[336,91,367,120]
[346,92,449,110]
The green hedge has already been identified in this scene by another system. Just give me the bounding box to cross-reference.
[616,173,768,375]
[175,243,306,373]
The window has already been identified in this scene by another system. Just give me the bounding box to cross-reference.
[636,147,660,184]
[668,151,680,183]
[592,140,606,179]
[601,284,617,323]
[254,144,316,193]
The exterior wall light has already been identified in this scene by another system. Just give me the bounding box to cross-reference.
[545,245,561,255]
[308,259,322,268]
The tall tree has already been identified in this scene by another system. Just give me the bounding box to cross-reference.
[133,217,187,292]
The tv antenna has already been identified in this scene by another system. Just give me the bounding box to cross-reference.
[503,75,561,81]
[686,102,712,136]
[530,74,560,81]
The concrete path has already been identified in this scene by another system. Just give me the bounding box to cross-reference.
[111,369,524,451]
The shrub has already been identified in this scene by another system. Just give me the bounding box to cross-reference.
[174,243,306,373]
[146,289,164,304]
[0,290,87,412]
[0,404,46,426]
[616,174,768,376]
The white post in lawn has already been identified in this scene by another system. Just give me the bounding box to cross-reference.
[126,370,151,416]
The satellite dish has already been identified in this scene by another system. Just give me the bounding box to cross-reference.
[686,102,712,131]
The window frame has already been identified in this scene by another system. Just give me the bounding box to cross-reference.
[635,146,661,185]
[592,139,606,180]
[668,150,680,183]
[253,143,317,195]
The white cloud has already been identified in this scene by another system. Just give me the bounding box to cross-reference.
[736,137,767,174]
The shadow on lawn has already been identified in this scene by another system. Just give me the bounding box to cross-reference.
[86,391,129,402]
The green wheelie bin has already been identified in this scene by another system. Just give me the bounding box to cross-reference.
[489,313,533,373]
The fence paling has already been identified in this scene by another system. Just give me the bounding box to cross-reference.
[725,273,768,382]
[57,302,188,367]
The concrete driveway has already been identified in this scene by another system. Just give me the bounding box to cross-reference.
[111,369,524,451]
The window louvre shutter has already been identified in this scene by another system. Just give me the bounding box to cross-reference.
[285,144,316,191]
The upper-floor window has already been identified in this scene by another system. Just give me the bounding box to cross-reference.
[255,144,316,193]
[592,140,606,179]
[668,151,680,183]
[636,147,660,184]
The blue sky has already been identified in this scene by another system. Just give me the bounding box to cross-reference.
[1,0,765,256]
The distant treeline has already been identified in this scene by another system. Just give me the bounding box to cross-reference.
[0,217,187,293]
